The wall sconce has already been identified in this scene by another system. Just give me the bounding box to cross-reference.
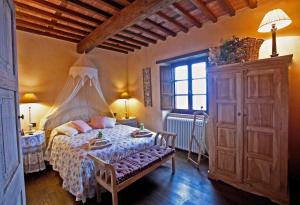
[20,93,39,134]
[258,9,292,57]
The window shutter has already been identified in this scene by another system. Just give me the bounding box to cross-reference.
[160,65,174,110]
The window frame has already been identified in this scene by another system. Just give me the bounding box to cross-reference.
[171,57,208,114]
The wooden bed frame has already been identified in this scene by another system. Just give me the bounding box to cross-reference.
[88,131,176,205]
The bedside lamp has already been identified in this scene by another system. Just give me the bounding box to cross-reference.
[21,93,39,134]
[258,9,292,57]
[119,91,131,119]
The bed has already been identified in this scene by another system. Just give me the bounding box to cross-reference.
[45,124,155,202]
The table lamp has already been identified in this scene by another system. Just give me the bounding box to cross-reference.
[258,9,292,57]
[21,93,39,134]
[119,91,131,119]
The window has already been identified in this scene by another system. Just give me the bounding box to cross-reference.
[159,49,209,112]
[173,59,207,112]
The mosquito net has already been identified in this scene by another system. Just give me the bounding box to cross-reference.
[40,54,113,130]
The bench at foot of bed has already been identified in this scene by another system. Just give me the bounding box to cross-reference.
[88,131,176,205]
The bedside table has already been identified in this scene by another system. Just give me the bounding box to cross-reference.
[117,117,138,128]
[21,131,46,173]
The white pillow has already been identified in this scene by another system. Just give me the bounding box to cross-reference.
[104,117,116,128]
[54,122,79,137]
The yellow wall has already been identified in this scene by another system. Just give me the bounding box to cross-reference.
[17,31,128,130]
[127,0,300,178]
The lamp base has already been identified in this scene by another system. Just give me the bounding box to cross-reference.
[27,123,35,135]
[27,130,35,135]
[270,24,279,58]
[125,113,129,119]
[270,53,279,58]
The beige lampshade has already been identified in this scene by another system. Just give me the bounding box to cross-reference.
[20,93,39,103]
[258,9,292,33]
[119,91,131,99]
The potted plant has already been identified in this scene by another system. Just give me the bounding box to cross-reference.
[97,131,103,139]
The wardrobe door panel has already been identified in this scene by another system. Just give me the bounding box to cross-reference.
[209,71,243,183]
[244,68,280,191]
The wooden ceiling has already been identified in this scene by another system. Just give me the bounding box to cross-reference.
[15,0,258,54]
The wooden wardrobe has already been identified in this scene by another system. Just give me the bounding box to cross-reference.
[207,55,292,205]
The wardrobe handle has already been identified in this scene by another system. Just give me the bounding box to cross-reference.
[237,112,241,116]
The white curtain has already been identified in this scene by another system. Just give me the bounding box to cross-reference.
[40,55,113,130]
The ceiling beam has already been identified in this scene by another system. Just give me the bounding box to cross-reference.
[102,42,134,52]
[108,38,141,49]
[28,0,102,25]
[16,25,80,43]
[114,0,131,7]
[216,0,235,16]
[100,0,124,11]
[190,0,217,23]
[77,0,180,53]
[156,11,188,33]
[122,29,157,44]
[144,18,176,37]
[16,19,83,40]
[115,33,149,47]
[66,0,112,19]
[172,3,202,28]
[97,45,128,54]
[16,11,89,36]
[246,0,258,9]
[131,24,166,40]
[15,1,95,31]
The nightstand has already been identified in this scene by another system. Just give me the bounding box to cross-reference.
[21,131,46,173]
[117,117,138,128]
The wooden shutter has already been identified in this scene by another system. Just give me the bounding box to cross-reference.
[160,65,174,110]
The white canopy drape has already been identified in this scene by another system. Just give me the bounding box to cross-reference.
[40,54,112,130]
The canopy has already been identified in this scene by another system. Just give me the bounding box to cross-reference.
[40,54,112,130]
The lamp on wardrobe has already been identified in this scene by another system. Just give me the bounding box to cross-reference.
[20,93,39,134]
[258,9,292,57]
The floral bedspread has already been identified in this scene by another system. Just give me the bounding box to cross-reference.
[46,125,155,202]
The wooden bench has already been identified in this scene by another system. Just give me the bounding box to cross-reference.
[88,131,176,205]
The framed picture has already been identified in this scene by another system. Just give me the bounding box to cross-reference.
[143,67,152,107]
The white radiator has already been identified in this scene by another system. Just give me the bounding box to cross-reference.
[166,116,207,153]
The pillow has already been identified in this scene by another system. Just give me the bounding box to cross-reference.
[54,122,79,137]
[89,116,106,129]
[89,116,116,129]
[104,117,116,128]
[72,120,92,133]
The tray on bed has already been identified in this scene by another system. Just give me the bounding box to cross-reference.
[89,143,112,150]
[81,139,112,150]
[131,130,153,138]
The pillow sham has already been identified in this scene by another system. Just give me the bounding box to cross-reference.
[72,120,92,133]
[89,116,105,129]
[104,117,116,128]
[54,122,79,137]
[89,116,116,129]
